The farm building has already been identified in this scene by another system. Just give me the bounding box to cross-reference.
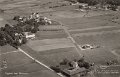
[24,32,35,39]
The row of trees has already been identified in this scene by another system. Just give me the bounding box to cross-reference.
[65,0,120,6]
[77,0,120,6]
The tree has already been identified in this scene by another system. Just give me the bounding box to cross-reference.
[0,32,7,46]
[22,37,27,44]
[24,25,32,32]
[0,40,7,46]
[31,27,39,33]
[13,16,20,21]
[77,0,120,6]
[88,0,98,5]
[0,27,5,31]
[13,26,23,33]
[106,0,120,5]
[3,32,14,45]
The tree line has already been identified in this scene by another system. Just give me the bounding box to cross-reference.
[77,0,120,6]
[65,0,120,6]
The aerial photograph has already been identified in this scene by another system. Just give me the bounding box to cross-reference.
[0,0,120,77]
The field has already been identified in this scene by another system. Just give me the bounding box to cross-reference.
[1,0,120,77]
[0,46,59,77]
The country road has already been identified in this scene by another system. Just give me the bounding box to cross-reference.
[58,21,83,57]
[18,48,63,77]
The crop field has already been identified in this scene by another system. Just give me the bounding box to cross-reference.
[53,15,119,30]
[21,44,80,66]
[94,65,120,77]
[0,45,60,77]
[36,30,68,40]
[0,15,9,27]
[20,37,81,66]
[26,38,74,51]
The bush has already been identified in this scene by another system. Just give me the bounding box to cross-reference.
[0,40,7,46]
[77,0,98,5]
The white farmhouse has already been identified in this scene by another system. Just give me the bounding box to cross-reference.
[24,32,35,39]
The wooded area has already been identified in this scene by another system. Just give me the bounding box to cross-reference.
[66,0,120,6]
[77,0,120,5]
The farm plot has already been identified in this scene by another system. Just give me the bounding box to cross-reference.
[3,63,48,75]
[69,26,120,34]
[77,48,116,65]
[36,47,81,65]
[0,45,17,54]
[94,65,120,77]
[49,11,119,31]
[26,38,74,52]
[21,44,80,66]
[0,47,60,77]
[20,37,82,66]
[59,17,119,30]
[1,52,32,69]
[36,30,68,40]
[72,32,120,64]
[38,25,63,31]
[2,61,59,77]
[73,32,120,48]
[52,10,85,18]
[72,29,120,37]
[10,70,60,77]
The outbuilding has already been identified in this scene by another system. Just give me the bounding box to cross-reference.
[24,32,35,39]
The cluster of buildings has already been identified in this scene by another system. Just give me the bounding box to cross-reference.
[0,12,54,48]
[29,12,52,25]
[14,12,52,25]
[62,0,119,11]
[51,57,94,77]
